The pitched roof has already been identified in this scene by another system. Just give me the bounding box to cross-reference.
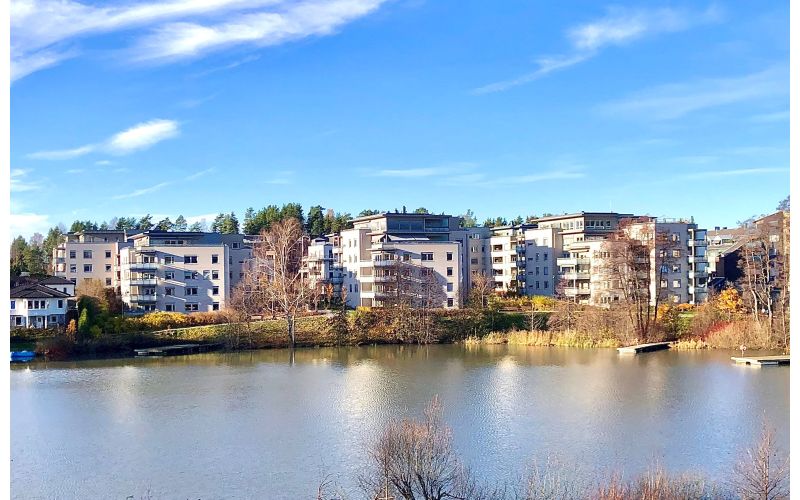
[10,275,74,288]
[10,283,72,299]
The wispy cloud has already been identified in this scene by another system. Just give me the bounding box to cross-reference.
[472,5,721,94]
[12,0,387,80]
[189,54,261,78]
[10,211,51,241]
[598,65,788,120]
[95,160,113,166]
[681,167,787,180]
[186,167,215,180]
[28,119,180,159]
[65,168,85,174]
[366,163,477,179]
[265,169,295,184]
[112,181,172,199]
[10,168,43,192]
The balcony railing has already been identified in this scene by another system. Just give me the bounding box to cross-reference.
[561,272,591,281]
[130,294,157,302]
[688,256,708,264]
[563,287,591,296]
[688,239,708,247]
[688,270,708,279]
[556,257,591,267]
[130,278,158,286]
[130,262,159,270]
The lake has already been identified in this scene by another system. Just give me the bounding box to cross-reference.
[10,345,789,499]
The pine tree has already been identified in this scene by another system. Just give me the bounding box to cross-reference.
[174,215,188,231]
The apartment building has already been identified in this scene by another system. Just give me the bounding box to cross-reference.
[488,225,561,296]
[555,217,708,306]
[53,230,133,287]
[304,236,345,298]
[326,212,476,308]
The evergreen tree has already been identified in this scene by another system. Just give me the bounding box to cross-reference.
[155,217,174,231]
[358,209,381,217]
[243,207,255,234]
[188,222,203,232]
[211,213,225,232]
[413,207,429,214]
[10,236,29,276]
[307,205,325,237]
[219,212,239,234]
[174,215,188,232]
[136,214,153,230]
[459,209,477,228]
[43,226,65,273]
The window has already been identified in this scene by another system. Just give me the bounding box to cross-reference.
[185,272,197,280]
[447,298,454,307]
[673,280,681,288]
[212,254,219,264]
[164,256,175,264]
[10,300,15,309]
[105,278,112,286]
[543,267,548,275]
[661,279,668,288]
[165,303,175,312]
[446,283,454,292]
[105,264,112,272]
[105,251,112,259]
[70,264,77,273]
[232,242,240,249]
[83,264,93,272]
[165,271,175,280]
[543,281,548,289]
[543,253,548,260]
[212,287,219,295]
[447,267,453,277]
[536,281,540,289]
[185,287,198,296]
[185,303,199,312]
[184,255,198,264]
[212,270,219,280]
[471,258,478,265]
[672,264,681,273]
[83,250,92,259]
[57,300,63,308]
[421,252,434,261]
[69,250,76,259]
[535,253,540,261]
[535,267,540,275]
[446,252,453,261]
[165,287,174,296]
[212,303,220,311]
[202,270,210,279]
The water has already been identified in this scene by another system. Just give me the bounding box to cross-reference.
[11,345,789,499]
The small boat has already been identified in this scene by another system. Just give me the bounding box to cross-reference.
[10,351,36,362]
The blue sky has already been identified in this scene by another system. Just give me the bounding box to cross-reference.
[10,0,790,237]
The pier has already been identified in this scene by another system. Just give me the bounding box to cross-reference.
[617,342,671,354]
[731,355,790,367]
[135,343,222,357]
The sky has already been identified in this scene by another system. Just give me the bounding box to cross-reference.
[9,0,790,238]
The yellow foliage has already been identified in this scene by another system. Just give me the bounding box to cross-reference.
[715,287,743,315]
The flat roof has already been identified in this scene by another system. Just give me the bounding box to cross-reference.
[350,212,454,223]
[534,212,636,222]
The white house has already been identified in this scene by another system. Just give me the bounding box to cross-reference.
[10,283,71,329]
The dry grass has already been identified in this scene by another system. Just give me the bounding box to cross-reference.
[464,329,621,349]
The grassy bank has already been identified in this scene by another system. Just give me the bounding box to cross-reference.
[464,329,622,348]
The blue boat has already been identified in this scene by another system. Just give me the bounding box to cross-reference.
[10,351,36,362]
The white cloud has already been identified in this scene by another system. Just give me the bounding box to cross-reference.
[11,0,386,80]
[487,169,586,186]
[10,168,43,192]
[265,169,294,184]
[598,65,788,120]
[472,5,721,94]
[750,110,789,123]
[106,119,180,154]
[65,168,85,174]
[28,119,180,159]
[112,181,172,199]
[682,167,787,180]
[367,163,477,179]
[10,212,51,241]
[95,160,113,165]
[186,167,215,180]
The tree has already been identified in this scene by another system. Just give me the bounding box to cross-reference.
[459,209,477,228]
[776,195,789,212]
[307,205,326,237]
[512,215,524,226]
[136,214,153,230]
[249,218,310,347]
[413,207,429,214]
[358,209,381,217]
[155,217,174,231]
[188,221,204,232]
[69,220,98,232]
[359,397,482,500]
[10,236,29,276]
[468,273,493,309]
[219,212,239,234]
[174,215,188,232]
[730,422,789,500]
[211,213,225,232]
[23,240,47,275]
[115,217,137,230]
[43,226,65,273]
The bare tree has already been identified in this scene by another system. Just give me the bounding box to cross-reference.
[359,397,484,500]
[241,218,310,347]
[730,422,789,500]
[468,272,493,310]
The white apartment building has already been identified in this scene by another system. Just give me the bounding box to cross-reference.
[304,237,345,298]
[488,225,561,296]
[117,231,251,313]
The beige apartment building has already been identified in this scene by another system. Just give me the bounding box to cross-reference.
[488,225,561,296]
[53,230,133,287]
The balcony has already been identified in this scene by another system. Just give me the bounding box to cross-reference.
[373,259,400,267]
[556,257,591,267]
[562,271,591,281]
[130,262,159,270]
[688,270,708,279]
[515,245,526,254]
[688,239,708,247]
[687,256,708,264]
[130,278,158,286]
[130,294,157,302]
[563,287,591,296]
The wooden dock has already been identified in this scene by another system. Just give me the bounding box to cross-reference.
[617,342,671,354]
[135,343,222,357]
[731,355,790,367]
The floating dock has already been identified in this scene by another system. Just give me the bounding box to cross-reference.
[617,342,671,354]
[135,343,222,357]
[731,355,789,367]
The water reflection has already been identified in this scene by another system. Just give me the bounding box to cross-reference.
[11,345,789,499]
